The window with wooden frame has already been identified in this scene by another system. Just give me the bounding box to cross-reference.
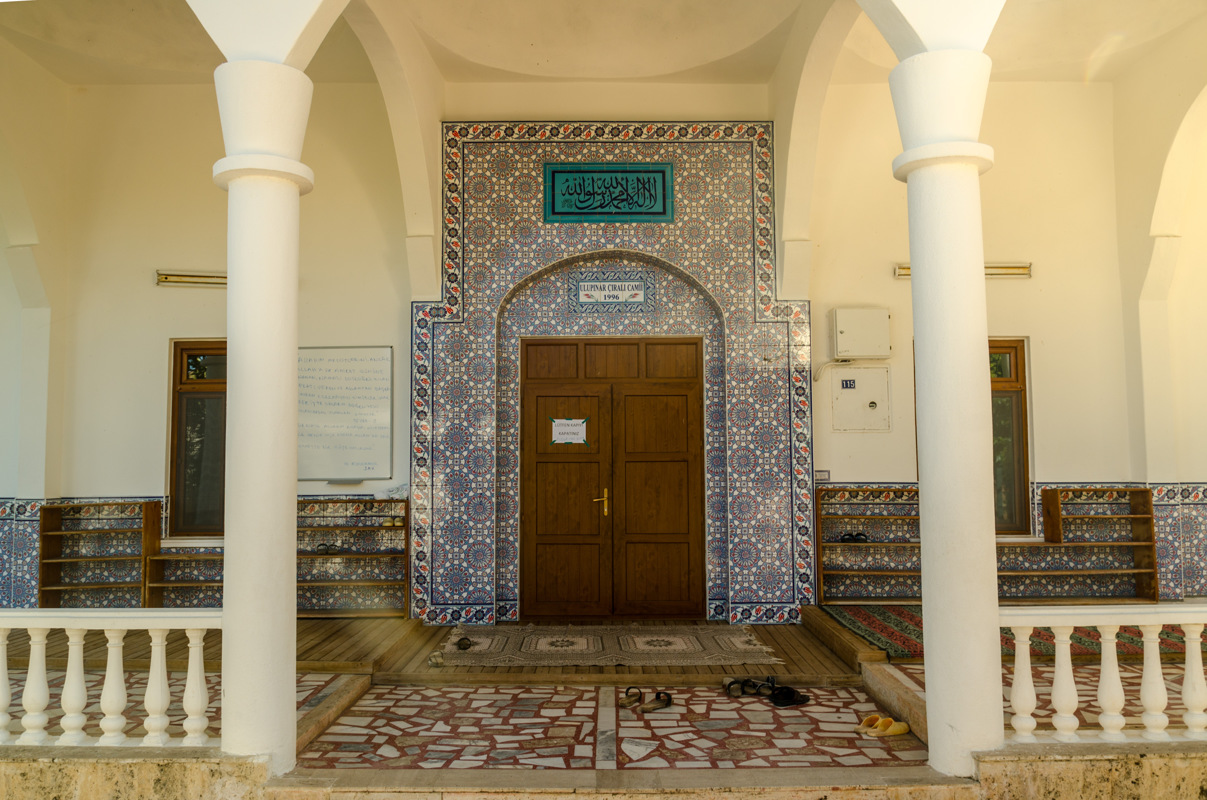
[169,340,227,536]
[989,339,1030,535]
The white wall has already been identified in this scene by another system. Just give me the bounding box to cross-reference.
[809,82,1132,484]
[1,74,410,499]
[0,261,19,495]
[1169,154,1207,480]
[444,82,769,121]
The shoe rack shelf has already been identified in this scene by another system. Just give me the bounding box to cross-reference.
[38,501,161,608]
[1037,487,1158,602]
[815,486,920,605]
[814,485,1160,605]
[144,498,409,616]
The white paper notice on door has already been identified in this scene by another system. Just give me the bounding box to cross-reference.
[550,417,588,445]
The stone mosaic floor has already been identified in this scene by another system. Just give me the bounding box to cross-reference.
[295,684,928,769]
[893,662,1193,729]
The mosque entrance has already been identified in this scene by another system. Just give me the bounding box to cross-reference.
[519,337,705,619]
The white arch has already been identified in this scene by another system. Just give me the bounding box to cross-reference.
[773,0,861,300]
[344,0,442,299]
[1139,82,1207,483]
[0,129,51,500]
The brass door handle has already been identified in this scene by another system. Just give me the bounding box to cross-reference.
[592,488,608,517]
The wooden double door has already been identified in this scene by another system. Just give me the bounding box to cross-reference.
[520,338,705,618]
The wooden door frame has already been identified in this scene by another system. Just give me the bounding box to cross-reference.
[518,336,707,620]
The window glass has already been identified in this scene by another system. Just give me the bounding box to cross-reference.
[988,352,1011,379]
[176,394,226,532]
[992,391,1025,531]
[186,354,227,381]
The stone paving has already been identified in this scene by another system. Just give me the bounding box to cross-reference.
[295,684,928,769]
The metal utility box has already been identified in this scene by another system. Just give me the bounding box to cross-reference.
[831,307,891,359]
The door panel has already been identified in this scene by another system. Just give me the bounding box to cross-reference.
[586,343,639,378]
[521,380,612,616]
[624,542,691,604]
[612,381,704,617]
[526,343,579,379]
[536,462,600,536]
[623,395,688,453]
[624,461,689,534]
[535,544,603,604]
[521,338,703,619]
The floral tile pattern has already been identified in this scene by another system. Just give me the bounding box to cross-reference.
[296,684,927,769]
[410,122,813,626]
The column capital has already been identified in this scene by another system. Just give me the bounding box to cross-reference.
[213,154,315,194]
[888,49,994,183]
[892,141,994,182]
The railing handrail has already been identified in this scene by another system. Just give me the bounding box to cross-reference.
[1000,602,1207,628]
[0,608,222,630]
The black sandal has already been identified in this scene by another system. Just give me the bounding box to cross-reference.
[769,685,810,708]
[618,686,644,709]
[639,690,673,712]
[723,679,744,698]
[756,677,777,697]
[741,678,760,695]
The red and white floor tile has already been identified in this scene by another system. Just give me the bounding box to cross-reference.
[295,684,928,770]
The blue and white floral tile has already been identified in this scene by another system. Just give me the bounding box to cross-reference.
[411,122,811,624]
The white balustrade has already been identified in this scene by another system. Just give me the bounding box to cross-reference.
[1001,604,1207,743]
[0,609,222,747]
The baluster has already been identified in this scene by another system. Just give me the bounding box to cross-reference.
[141,629,170,746]
[1009,625,1038,742]
[181,629,210,746]
[1182,622,1207,739]
[97,629,128,746]
[0,628,11,744]
[16,627,51,745]
[56,628,89,745]
[1139,623,1170,740]
[1050,624,1080,742]
[1095,624,1126,742]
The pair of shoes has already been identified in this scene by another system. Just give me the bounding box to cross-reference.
[855,714,910,736]
[722,677,776,698]
[768,685,810,707]
[838,532,869,543]
[618,687,674,712]
[315,542,337,554]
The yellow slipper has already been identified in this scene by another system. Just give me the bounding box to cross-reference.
[854,714,883,734]
[868,719,910,737]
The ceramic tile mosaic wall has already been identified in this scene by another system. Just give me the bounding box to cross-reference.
[815,482,1205,602]
[0,496,407,611]
[410,122,813,625]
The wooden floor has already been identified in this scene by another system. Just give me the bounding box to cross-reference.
[3,619,858,688]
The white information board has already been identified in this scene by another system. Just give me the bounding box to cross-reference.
[298,347,393,480]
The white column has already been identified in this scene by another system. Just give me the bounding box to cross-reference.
[213,59,314,775]
[889,49,1003,775]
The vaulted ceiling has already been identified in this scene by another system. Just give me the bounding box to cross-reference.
[0,0,1202,86]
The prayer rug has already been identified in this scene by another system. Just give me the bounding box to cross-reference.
[822,604,1203,661]
[436,624,781,667]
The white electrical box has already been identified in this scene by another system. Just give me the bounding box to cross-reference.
[831,307,891,359]
[831,366,892,432]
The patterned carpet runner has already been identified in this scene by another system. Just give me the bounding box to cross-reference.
[822,604,1203,661]
[439,624,782,667]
